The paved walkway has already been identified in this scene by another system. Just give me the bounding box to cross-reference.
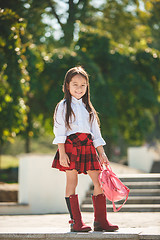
[0,212,160,235]
[0,162,159,239]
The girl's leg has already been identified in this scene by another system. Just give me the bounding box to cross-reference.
[65,169,78,197]
[87,170,103,195]
[65,169,91,232]
[87,170,119,231]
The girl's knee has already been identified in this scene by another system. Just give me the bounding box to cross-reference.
[66,170,78,188]
[66,176,78,196]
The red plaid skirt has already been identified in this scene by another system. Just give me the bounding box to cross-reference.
[52,132,102,174]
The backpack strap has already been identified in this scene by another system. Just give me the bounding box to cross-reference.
[112,190,129,212]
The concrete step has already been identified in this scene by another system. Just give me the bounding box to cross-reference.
[86,189,160,197]
[0,183,18,202]
[129,189,160,196]
[90,181,160,190]
[0,228,160,240]
[0,202,30,215]
[83,196,160,205]
[83,174,160,212]
[123,182,160,189]
[81,203,160,212]
[118,173,160,182]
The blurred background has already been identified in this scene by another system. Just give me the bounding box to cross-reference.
[0,0,160,184]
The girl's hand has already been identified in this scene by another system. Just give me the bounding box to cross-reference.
[99,152,109,165]
[59,152,70,168]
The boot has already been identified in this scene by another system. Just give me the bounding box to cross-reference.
[65,194,91,232]
[92,193,119,231]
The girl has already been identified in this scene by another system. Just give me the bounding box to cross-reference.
[52,66,119,232]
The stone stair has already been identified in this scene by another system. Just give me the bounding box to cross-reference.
[81,173,160,212]
[0,183,18,202]
[0,230,160,240]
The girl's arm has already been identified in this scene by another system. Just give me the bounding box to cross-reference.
[53,101,67,144]
[96,145,109,165]
[91,114,108,164]
[58,143,70,168]
[53,102,70,167]
[91,115,106,148]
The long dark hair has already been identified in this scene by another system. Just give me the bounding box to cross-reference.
[54,66,100,129]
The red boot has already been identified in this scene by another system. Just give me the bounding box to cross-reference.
[66,194,91,232]
[92,193,119,231]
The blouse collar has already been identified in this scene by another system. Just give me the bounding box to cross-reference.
[71,96,83,105]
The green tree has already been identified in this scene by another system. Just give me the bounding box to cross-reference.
[45,0,98,46]
[76,27,160,149]
[0,0,100,47]
[0,0,47,45]
[1,0,160,157]
[0,9,30,156]
[143,0,160,51]
[21,46,44,152]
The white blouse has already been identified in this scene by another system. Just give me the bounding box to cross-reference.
[52,96,106,148]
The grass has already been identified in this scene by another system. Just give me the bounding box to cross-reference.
[2,134,56,156]
[29,134,55,153]
[0,134,57,182]
[1,134,57,170]
[0,155,19,169]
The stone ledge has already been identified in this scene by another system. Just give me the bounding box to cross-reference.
[0,228,159,240]
[0,203,30,215]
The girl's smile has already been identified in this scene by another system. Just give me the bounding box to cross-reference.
[69,75,87,100]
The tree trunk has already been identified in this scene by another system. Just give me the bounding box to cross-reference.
[25,133,30,153]
[47,0,75,47]
[0,144,2,169]
[63,0,75,46]
[154,113,160,139]
[25,109,32,153]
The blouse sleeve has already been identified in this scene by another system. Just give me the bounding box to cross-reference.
[91,115,106,148]
[52,101,67,144]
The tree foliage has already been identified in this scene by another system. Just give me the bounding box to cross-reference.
[0,9,30,145]
[76,27,160,146]
[1,0,160,155]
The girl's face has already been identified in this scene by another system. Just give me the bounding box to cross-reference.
[68,74,87,100]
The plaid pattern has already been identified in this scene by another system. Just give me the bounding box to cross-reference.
[52,132,102,174]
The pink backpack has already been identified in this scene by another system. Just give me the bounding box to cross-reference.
[98,163,130,212]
